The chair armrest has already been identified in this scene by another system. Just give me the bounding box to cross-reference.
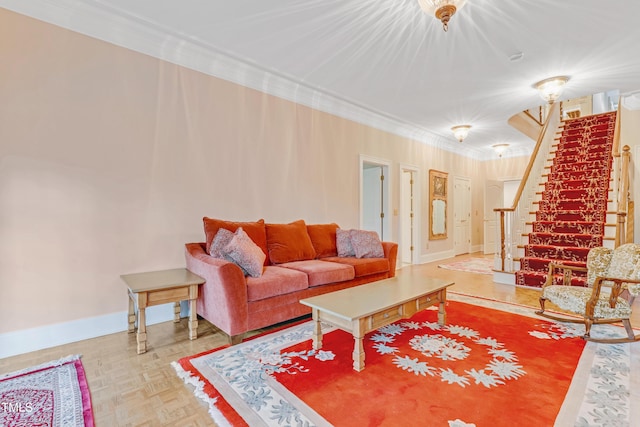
[543,262,588,288]
[184,243,249,336]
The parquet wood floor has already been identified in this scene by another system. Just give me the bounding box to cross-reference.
[1,253,638,426]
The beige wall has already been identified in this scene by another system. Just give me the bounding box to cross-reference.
[0,9,528,335]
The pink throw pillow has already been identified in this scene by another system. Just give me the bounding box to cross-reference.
[224,228,266,277]
[209,228,234,258]
[336,228,355,257]
[350,229,384,258]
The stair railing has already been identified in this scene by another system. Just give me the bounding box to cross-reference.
[494,102,561,272]
[615,145,632,246]
[611,100,634,246]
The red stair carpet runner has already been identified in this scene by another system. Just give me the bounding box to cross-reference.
[515,111,616,287]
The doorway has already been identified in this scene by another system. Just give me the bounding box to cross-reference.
[453,176,471,255]
[400,165,420,265]
[360,156,391,241]
[483,180,503,254]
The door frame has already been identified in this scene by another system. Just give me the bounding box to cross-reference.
[359,155,392,241]
[483,180,503,255]
[399,164,421,265]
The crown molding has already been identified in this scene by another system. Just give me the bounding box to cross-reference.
[0,0,497,159]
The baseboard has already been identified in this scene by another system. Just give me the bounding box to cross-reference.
[420,249,456,264]
[0,302,186,359]
[493,271,516,285]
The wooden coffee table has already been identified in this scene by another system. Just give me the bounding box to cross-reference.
[300,274,454,371]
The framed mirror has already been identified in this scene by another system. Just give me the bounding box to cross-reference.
[429,169,447,240]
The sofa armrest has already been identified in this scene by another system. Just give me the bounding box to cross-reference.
[382,241,398,278]
[184,243,249,336]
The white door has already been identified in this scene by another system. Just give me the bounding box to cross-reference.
[362,166,383,236]
[484,180,504,254]
[360,156,391,241]
[453,177,471,255]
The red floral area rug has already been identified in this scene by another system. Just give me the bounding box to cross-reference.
[173,294,639,426]
[0,354,94,427]
[437,257,493,275]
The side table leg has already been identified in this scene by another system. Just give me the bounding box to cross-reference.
[137,306,147,354]
[311,309,322,350]
[173,302,181,323]
[127,294,136,333]
[188,298,198,340]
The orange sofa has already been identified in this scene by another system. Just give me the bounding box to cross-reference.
[184,218,398,343]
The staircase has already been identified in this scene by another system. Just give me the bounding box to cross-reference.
[515,111,617,288]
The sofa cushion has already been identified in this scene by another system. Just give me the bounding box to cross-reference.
[266,220,316,264]
[307,223,339,258]
[336,228,355,257]
[350,229,384,258]
[203,217,268,265]
[321,256,389,278]
[246,266,309,302]
[224,228,266,278]
[278,260,355,287]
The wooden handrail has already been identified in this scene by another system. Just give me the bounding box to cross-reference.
[523,108,543,126]
[492,103,559,272]
[612,99,622,157]
[508,103,559,210]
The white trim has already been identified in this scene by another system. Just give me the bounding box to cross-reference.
[399,164,421,265]
[419,249,455,264]
[493,271,516,285]
[0,303,181,359]
[0,0,501,160]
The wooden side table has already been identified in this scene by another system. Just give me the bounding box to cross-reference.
[121,268,205,354]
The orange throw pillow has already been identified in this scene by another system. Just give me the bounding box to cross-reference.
[266,220,317,264]
[203,217,268,264]
[306,223,339,258]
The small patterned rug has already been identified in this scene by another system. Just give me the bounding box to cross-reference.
[0,355,94,427]
[438,257,493,274]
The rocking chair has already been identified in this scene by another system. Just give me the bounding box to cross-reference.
[536,243,640,343]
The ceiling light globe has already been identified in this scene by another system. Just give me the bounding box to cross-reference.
[533,76,570,104]
[451,125,471,142]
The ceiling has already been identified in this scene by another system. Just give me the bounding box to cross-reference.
[4,0,640,159]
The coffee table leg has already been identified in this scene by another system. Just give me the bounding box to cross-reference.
[438,291,447,325]
[353,319,365,371]
[353,336,365,371]
[311,309,322,350]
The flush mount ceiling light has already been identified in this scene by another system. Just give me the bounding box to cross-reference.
[451,124,471,142]
[533,75,570,104]
[492,143,509,157]
[418,0,467,32]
